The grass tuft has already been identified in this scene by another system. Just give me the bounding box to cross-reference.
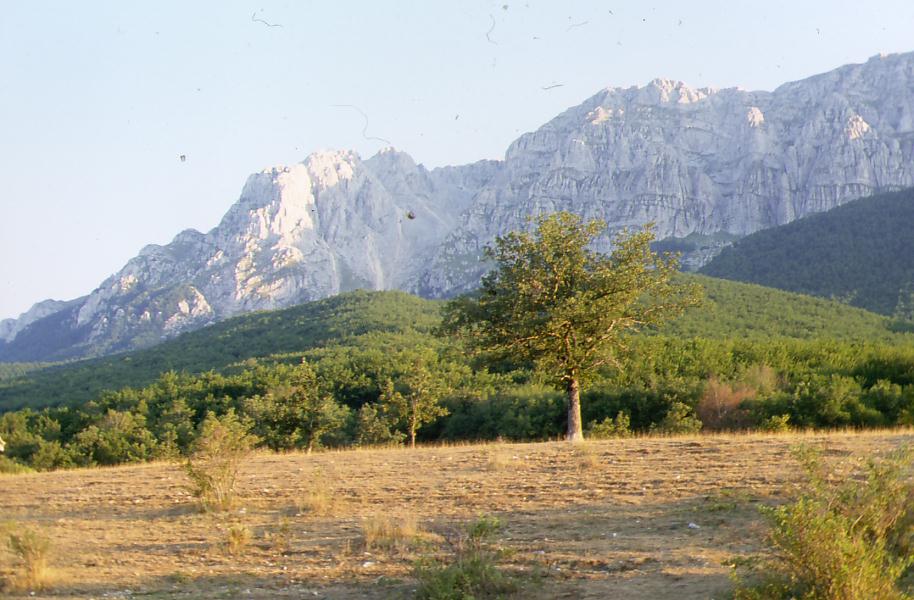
[6,526,52,592]
[363,514,422,551]
[415,515,518,600]
[222,522,252,557]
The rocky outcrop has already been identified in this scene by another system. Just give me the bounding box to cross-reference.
[4,52,914,361]
[418,53,914,294]
[0,150,498,361]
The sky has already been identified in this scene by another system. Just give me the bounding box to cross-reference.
[2,0,914,320]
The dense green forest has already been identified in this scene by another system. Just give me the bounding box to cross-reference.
[2,277,914,472]
[700,187,914,316]
[1,275,907,413]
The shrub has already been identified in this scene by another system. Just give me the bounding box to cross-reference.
[696,377,755,431]
[734,446,914,599]
[587,411,632,439]
[355,403,405,447]
[415,515,517,600]
[574,443,601,471]
[761,414,791,433]
[184,411,256,512]
[6,527,52,591]
[0,456,33,475]
[650,401,702,435]
[267,517,293,556]
[485,450,513,472]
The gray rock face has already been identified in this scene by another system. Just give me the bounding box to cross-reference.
[419,52,914,295]
[4,52,914,360]
[0,149,498,360]
[0,299,74,343]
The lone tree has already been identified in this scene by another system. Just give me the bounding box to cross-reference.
[378,355,450,448]
[442,212,701,442]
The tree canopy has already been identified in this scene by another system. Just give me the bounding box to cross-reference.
[442,212,701,441]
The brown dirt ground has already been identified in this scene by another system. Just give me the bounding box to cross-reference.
[2,429,913,599]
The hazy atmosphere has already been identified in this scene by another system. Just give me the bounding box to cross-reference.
[6,4,914,597]
[3,0,914,318]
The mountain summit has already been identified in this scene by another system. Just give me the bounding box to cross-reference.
[4,52,914,361]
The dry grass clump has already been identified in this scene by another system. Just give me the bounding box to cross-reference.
[265,517,294,556]
[574,444,601,471]
[5,526,53,592]
[485,450,514,472]
[363,514,423,551]
[296,469,337,516]
[221,522,252,557]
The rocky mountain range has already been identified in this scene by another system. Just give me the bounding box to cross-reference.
[4,51,914,362]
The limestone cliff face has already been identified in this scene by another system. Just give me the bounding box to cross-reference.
[0,150,498,360]
[4,52,914,361]
[418,52,914,294]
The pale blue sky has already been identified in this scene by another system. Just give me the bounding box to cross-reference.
[3,0,913,319]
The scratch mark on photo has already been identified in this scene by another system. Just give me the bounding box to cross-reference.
[332,104,392,145]
[486,14,498,44]
[251,12,282,28]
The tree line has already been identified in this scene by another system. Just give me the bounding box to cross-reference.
[3,213,914,471]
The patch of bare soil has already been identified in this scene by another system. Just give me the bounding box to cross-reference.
[2,430,912,599]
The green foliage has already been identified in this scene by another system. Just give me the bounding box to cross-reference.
[355,403,405,447]
[378,353,451,447]
[440,384,565,442]
[701,187,914,316]
[669,274,911,343]
[245,361,349,452]
[0,455,33,474]
[184,410,256,512]
[587,411,632,439]
[3,282,914,471]
[761,414,792,433]
[734,446,914,599]
[649,401,703,435]
[70,409,158,466]
[0,290,441,412]
[443,212,701,441]
[414,516,518,600]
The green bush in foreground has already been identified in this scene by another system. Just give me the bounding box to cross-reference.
[184,411,256,512]
[587,411,633,439]
[415,515,518,600]
[734,446,914,599]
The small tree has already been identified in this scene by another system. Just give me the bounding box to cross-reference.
[246,362,348,453]
[442,212,700,442]
[379,357,449,448]
[355,403,406,447]
[184,410,256,512]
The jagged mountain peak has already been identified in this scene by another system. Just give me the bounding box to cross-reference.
[5,51,914,361]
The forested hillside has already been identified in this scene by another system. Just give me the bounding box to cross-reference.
[3,276,914,473]
[700,187,914,316]
[0,277,909,413]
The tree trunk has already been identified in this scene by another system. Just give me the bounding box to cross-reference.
[409,400,417,448]
[566,377,584,442]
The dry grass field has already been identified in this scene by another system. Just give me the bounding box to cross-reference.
[2,430,913,599]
